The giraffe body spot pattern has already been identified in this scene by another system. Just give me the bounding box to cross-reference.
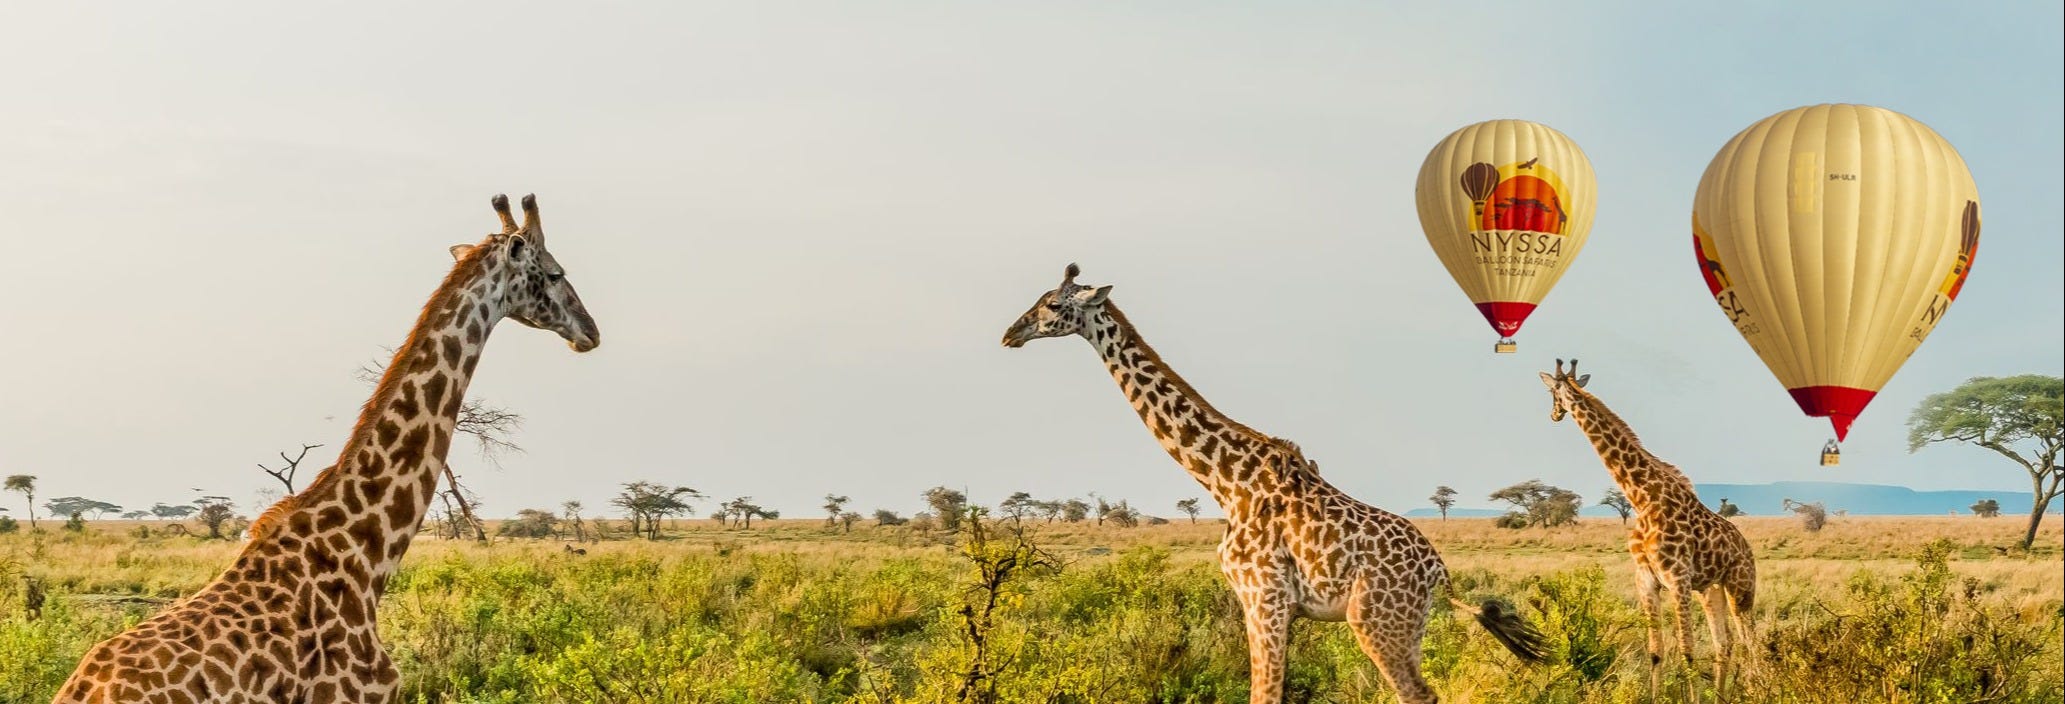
[53,195,598,704]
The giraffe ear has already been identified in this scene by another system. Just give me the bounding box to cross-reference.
[1074,285,1112,306]
[1575,374,1591,388]
[1538,372,1558,387]
[449,244,475,261]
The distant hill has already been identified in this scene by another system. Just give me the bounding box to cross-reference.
[1403,481,2061,518]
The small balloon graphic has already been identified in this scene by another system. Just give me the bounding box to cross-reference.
[1461,162,1500,219]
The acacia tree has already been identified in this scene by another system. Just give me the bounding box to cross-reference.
[1059,498,1090,523]
[4,475,35,528]
[194,496,238,540]
[1908,375,2063,550]
[997,492,1038,524]
[1175,498,1202,524]
[822,494,850,528]
[612,482,702,539]
[1490,480,1581,529]
[151,503,198,521]
[1971,499,2001,518]
[1430,486,1457,521]
[45,497,121,521]
[562,500,589,542]
[496,509,559,538]
[923,487,969,531]
[724,497,777,529]
[1598,488,1633,524]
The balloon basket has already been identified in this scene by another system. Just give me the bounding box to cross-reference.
[1819,440,1841,467]
[1494,338,1517,354]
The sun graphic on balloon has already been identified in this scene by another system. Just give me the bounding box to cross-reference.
[1458,159,1572,235]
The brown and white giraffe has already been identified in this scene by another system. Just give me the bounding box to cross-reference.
[1538,359,1755,702]
[1003,264,1544,704]
[54,194,599,704]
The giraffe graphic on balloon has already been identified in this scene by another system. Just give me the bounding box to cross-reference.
[1462,157,1571,235]
[1458,158,1573,344]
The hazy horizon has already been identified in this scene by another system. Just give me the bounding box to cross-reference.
[2,3,2060,522]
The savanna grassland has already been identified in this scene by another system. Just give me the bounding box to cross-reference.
[2,515,2059,704]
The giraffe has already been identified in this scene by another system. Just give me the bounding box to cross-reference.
[53,194,599,704]
[1002,264,1544,704]
[1538,359,1755,702]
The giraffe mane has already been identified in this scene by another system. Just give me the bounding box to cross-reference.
[1571,387,1651,452]
[1104,303,1315,479]
[257,239,496,533]
[244,490,310,542]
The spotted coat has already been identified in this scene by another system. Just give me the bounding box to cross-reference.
[1541,360,1755,702]
[1005,265,1540,704]
[53,195,598,704]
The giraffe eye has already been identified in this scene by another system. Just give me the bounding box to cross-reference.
[546,272,564,283]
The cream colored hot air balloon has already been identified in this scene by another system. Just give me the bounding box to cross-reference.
[1692,104,1980,463]
[1416,120,1597,353]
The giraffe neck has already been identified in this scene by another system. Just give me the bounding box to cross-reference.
[1080,303,1284,511]
[247,250,508,593]
[1567,390,1691,516]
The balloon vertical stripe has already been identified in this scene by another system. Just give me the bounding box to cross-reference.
[1693,104,1979,443]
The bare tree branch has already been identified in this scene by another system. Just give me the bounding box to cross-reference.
[258,444,323,494]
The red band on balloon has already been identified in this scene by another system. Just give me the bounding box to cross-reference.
[1474,301,1537,336]
[1786,386,1878,442]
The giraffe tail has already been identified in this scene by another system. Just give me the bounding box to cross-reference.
[1444,585,1547,663]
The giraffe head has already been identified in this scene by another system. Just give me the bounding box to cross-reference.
[1537,358,1591,422]
[451,194,600,352]
[1001,263,1113,348]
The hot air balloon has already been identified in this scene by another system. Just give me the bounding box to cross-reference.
[1691,104,1980,464]
[1416,120,1597,353]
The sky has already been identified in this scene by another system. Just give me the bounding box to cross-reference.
[0,2,2058,521]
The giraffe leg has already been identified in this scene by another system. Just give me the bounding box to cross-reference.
[1231,584,1293,704]
[1699,586,1732,701]
[1634,566,1664,702]
[1671,588,1698,703]
[1347,581,1438,704]
[1725,579,1757,698]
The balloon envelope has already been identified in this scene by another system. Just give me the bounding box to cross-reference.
[1691,104,1980,441]
[1416,120,1597,347]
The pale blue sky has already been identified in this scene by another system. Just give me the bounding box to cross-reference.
[0,2,2057,520]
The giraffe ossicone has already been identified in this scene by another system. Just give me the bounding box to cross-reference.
[54,194,599,704]
[1005,263,1544,704]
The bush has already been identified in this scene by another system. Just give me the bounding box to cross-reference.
[496,509,560,539]
[1784,499,1828,532]
[1495,513,1531,530]
[1971,499,2001,518]
[1757,539,2064,701]
[0,517,16,534]
[61,513,84,533]
[1717,498,1743,518]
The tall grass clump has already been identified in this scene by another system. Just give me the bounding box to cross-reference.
[1754,539,2064,703]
